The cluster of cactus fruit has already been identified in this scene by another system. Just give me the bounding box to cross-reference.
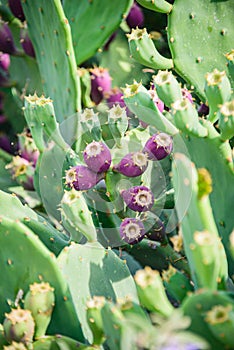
[0,0,234,349]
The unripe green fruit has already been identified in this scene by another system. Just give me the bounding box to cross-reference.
[24,282,55,339]
[3,308,35,345]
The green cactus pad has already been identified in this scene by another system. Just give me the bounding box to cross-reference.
[63,0,133,65]
[182,290,234,350]
[167,0,234,99]
[21,0,81,121]
[0,190,69,255]
[57,241,138,342]
[0,216,83,341]
[33,335,95,349]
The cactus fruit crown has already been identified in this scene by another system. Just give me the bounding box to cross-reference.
[62,189,82,205]
[80,108,99,122]
[6,156,28,177]
[220,100,234,117]
[134,266,159,288]
[225,49,234,61]
[205,69,226,86]
[122,80,142,98]
[162,265,177,283]
[86,296,106,309]
[28,281,54,295]
[3,342,28,350]
[84,141,105,158]
[126,27,147,41]
[132,152,148,168]
[205,304,233,325]
[4,308,32,324]
[122,220,143,241]
[24,93,52,106]
[153,133,172,149]
[153,70,172,86]
[89,66,109,77]
[108,104,127,120]
[133,189,153,207]
[65,168,77,186]
[197,168,212,199]
[172,98,191,111]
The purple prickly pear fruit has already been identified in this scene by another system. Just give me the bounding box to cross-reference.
[3,308,35,345]
[90,67,112,105]
[126,2,144,29]
[0,21,17,55]
[0,133,12,153]
[121,185,154,212]
[105,87,125,108]
[0,114,7,123]
[20,28,35,58]
[145,217,167,244]
[8,0,25,22]
[0,52,10,71]
[198,103,209,116]
[83,140,111,173]
[120,217,145,244]
[113,151,148,177]
[6,156,35,190]
[18,130,39,166]
[181,87,193,104]
[148,88,164,113]
[143,133,173,161]
[103,31,117,51]
[65,165,104,191]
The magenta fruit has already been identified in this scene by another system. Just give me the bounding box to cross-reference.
[0,21,17,54]
[120,217,145,244]
[83,140,112,173]
[126,2,144,29]
[65,165,104,191]
[121,185,154,212]
[143,133,173,161]
[8,0,25,21]
[90,67,112,104]
[0,52,10,71]
[113,151,148,177]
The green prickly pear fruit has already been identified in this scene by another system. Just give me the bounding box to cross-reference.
[205,69,232,123]
[127,28,173,70]
[3,342,28,350]
[153,70,182,107]
[171,98,208,137]
[24,282,55,339]
[134,266,174,317]
[218,99,234,141]
[3,308,35,345]
[205,304,234,347]
[86,296,106,345]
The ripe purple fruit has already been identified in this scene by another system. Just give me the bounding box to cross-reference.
[126,2,144,29]
[121,185,154,212]
[105,87,125,108]
[8,0,25,21]
[145,217,166,244]
[181,87,193,104]
[65,165,104,191]
[120,217,145,244]
[113,151,148,177]
[20,28,36,58]
[83,141,112,173]
[0,52,10,71]
[143,133,173,161]
[0,21,17,54]
[90,67,112,104]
